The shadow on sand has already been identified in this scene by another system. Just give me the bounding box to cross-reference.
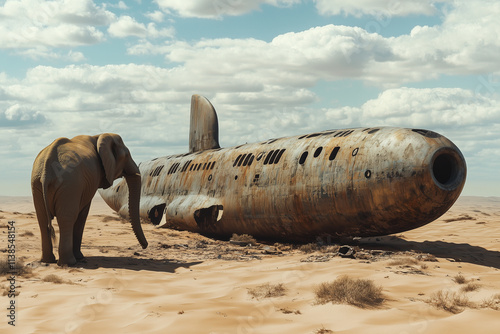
[74,256,203,273]
[359,236,500,270]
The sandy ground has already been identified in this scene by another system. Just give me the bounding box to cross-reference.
[0,194,499,333]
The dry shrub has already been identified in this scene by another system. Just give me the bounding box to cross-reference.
[452,274,468,284]
[278,307,301,314]
[42,274,71,284]
[230,233,257,245]
[315,275,384,308]
[461,283,481,292]
[0,258,33,277]
[20,231,35,237]
[248,283,286,299]
[299,243,319,253]
[481,294,500,311]
[426,290,473,314]
[314,326,334,334]
[389,257,419,266]
[420,254,438,262]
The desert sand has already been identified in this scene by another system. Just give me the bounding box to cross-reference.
[1,194,499,333]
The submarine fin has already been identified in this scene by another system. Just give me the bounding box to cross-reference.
[189,94,220,153]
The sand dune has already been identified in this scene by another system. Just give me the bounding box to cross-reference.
[1,195,499,333]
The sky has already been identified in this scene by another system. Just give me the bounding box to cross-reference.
[0,0,499,197]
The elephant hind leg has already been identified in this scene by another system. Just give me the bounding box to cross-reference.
[56,211,79,266]
[32,185,56,263]
[73,202,91,261]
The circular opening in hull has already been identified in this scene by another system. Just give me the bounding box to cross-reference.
[432,152,461,190]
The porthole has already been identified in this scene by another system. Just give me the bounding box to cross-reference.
[233,154,242,167]
[352,148,359,156]
[306,133,321,138]
[264,150,274,165]
[208,174,213,181]
[268,150,280,164]
[274,149,286,164]
[299,151,308,165]
[314,147,323,158]
[238,154,247,167]
[243,154,252,166]
[329,147,340,161]
[365,170,372,179]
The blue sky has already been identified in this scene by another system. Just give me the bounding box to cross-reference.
[0,0,499,196]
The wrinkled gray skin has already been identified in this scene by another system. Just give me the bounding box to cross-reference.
[31,133,148,266]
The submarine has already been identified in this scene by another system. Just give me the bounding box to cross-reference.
[100,95,467,241]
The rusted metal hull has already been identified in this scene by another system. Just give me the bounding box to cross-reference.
[100,126,466,242]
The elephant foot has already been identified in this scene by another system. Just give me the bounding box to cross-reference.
[41,254,57,264]
[74,251,85,261]
[57,255,77,266]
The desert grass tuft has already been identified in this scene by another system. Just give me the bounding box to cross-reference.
[248,283,286,299]
[315,275,384,308]
[0,258,33,277]
[314,326,334,334]
[460,282,481,292]
[452,274,468,284]
[42,274,72,284]
[299,243,319,253]
[388,257,420,266]
[20,231,35,237]
[481,294,500,311]
[426,290,474,313]
[230,233,257,245]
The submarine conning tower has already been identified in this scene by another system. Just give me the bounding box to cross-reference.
[189,94,220,153]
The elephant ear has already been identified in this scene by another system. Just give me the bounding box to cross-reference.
[97,133,117,186]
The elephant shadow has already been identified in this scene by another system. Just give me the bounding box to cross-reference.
[359,236,500,270]
[76,256,203,273]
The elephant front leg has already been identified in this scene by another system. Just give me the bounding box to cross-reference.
[32,187,56,263]
[73,202,91,261]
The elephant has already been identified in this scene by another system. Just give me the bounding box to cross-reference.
[31,133,148,266]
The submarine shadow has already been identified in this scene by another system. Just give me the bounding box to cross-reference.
[76,256,203,273]
[359,236,500,270]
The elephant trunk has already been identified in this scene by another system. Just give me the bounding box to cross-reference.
[125,171,148,249]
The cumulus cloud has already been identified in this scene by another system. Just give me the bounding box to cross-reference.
[325,87,500,129]
[135,0,500,87]
[314,0,450,17]
[130,25,393,94]
[108,16,175,39]
[0,0,114,49]
[0,104,46,127]
[145,10,165,22]
[392,1,500,75]
[155,0,300,18]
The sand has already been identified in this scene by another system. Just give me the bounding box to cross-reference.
[1,195,499,333]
